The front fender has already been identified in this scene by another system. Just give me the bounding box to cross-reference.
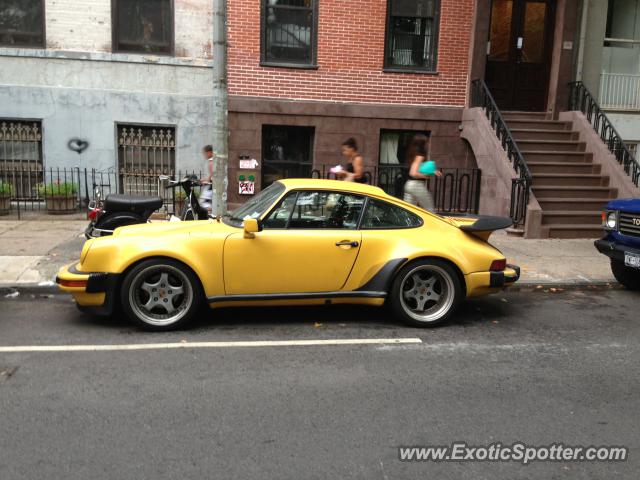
[78,234,227,296]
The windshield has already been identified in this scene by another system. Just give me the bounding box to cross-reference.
[225,182,286,227]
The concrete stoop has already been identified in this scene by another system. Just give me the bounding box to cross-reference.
[502,111,615,239]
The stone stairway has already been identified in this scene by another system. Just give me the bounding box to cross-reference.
[502,111,617,238]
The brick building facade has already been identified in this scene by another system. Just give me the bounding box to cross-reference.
[226,0,478,207]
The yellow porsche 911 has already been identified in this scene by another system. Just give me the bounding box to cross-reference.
[56,179,519,331]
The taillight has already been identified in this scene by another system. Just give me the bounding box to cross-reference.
[490,259,507,271]
[88,208,101,220]
[56,278,87,288]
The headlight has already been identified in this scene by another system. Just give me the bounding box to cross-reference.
[604,211,618,230]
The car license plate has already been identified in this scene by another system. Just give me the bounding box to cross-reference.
[625,252,640,269]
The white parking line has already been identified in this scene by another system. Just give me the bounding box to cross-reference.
[0,337,422,353]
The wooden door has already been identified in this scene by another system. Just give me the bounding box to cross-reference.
[485,0,555,111]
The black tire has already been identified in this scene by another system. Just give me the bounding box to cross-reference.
[389,258,463,327]
[120,258,203,331]
[611,259,640,291]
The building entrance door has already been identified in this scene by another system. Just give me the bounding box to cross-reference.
[485,0,555,111]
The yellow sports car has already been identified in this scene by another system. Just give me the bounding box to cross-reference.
[56,179,520,330]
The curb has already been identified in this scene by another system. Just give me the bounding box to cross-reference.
[1,284,60,297]
[509,281,619,292]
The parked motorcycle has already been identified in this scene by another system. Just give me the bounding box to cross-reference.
[85,175,209,239]
[85,186,163,239]
[162,175,211,221]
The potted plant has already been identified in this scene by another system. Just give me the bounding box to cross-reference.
[38,181,78,214]
[0,180,11,216]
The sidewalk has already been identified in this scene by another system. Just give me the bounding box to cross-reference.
[0,219,615,292]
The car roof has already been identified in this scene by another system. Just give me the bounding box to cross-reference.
[278,178,389,197]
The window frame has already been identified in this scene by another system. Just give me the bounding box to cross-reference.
[360,197,424,230]
[260,0,320,69]
[111,0,175,56]
[383,0,441,74]
[0,0,46,49]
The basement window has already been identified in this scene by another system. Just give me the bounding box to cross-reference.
[113,0,174,55]
[384,0,440,72]
[262,125,315,188]
[0,0,45,48]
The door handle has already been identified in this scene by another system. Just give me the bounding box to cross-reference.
[335,240,359,248]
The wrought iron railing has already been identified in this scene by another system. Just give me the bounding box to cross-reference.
[470,79,531,227]
[0,165,481,218]
[312,164,481,214]
[0,167,204,219]
[569,81,640,188]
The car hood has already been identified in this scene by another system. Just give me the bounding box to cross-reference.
[606,198,640,212]
[112,219,238,238]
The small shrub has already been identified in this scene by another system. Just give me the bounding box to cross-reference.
[0,181,11,196]
[37,181,78,197]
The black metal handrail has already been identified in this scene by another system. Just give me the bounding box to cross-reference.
[569,81,640,188]
[470,78,531,227]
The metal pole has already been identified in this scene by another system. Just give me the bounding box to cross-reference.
[212,0,229,216]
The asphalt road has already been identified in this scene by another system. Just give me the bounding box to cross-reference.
[0,288,639,479]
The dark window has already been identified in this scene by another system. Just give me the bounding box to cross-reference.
[0,119,43,199]
[287,191,365,229]
[378,129,430,197]
[262,125,314,189]
[262,0,318,67]
[113,0,174,55]
[361,198,422,229]
[0,0,44,48]
[385,0,440,71]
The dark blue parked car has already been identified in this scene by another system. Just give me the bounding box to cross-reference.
[595,198,640,290]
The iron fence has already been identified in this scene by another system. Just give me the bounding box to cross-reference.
[0,164,481,218]
[0,167,204,219]
[312,164,481,214]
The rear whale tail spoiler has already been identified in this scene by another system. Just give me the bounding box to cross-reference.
[445,214,513,241]
[458,216,513,233]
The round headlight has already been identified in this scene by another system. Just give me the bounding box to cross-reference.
[606,212,617,229]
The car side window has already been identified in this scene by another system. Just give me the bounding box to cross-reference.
[262,192,298,229]
[288,191,365,229]
[361,198,423,229]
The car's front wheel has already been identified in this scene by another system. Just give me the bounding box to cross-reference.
[389,259,463,327]
[611,259,640,291]
[120,259,203,331]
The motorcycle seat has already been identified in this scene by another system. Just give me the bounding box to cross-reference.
[104,194,163,214]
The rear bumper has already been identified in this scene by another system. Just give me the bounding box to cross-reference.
[465,264,520,297]
[595,239,640,262]
[56,263,119,316]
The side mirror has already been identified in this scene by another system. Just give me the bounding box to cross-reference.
[243,218,261,238]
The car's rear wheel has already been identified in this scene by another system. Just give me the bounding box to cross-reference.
[121,259,203,331]
[611,259,640,291]
[389,259,463,327]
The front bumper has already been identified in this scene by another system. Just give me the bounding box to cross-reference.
[55,263,119,316]
[595,239,640,262]
[465,264,521,297]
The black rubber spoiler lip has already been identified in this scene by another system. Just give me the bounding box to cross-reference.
[449,214,514,232]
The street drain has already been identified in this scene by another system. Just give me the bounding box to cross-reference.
[0,367,18,383]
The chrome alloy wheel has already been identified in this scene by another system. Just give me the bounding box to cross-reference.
[399,265,455,323]
[128,264,194,327]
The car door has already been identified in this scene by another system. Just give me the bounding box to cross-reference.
[223,190,365,295]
